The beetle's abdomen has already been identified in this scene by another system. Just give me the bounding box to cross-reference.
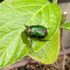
[30,26,48,38]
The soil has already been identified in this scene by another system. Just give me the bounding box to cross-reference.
[16,55,70,70]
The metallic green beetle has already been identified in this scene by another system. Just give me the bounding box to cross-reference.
[24,25,48,40]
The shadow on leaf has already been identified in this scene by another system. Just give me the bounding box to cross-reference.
[21,31,31,49]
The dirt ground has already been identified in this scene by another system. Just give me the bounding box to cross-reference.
[16,55,70,70]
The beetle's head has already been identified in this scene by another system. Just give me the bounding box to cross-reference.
[24,26,31,36]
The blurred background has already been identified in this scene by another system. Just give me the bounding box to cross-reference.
[60,2,70,48]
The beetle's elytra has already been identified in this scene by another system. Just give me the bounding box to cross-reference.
[24,25,48,39]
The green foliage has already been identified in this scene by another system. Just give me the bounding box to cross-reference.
[0,0,61,68]
[60,23,70,31]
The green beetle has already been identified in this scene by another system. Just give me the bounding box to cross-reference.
[24,25,48,40]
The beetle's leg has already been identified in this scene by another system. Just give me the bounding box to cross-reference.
[30,38,32,48]
[29,38,33,53]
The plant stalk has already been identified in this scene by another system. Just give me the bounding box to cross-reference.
[60,11,67,70]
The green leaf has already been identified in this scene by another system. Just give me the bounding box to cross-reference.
[60,23,70,31]
[0,0,50,68]
[29,4,61,64]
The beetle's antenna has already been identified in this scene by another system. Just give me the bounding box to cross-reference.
[24,24,28,28]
